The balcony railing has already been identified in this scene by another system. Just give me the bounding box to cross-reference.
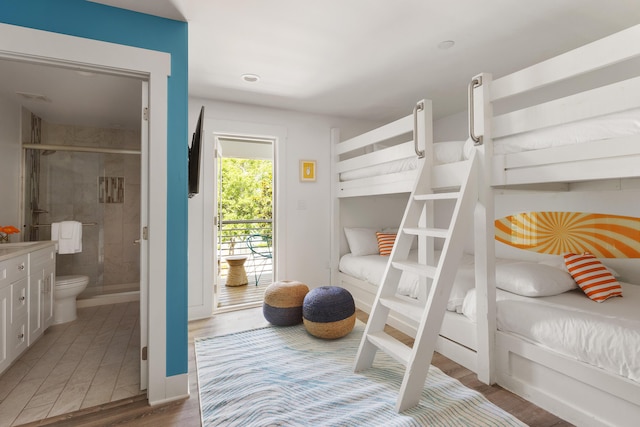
[218,219,272,281]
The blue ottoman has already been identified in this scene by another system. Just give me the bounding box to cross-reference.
[263,281,309,326]
[302,286,356,339]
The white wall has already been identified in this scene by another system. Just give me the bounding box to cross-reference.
[187,98,381,319]
[434,110,467,142]
[0,95,21,229]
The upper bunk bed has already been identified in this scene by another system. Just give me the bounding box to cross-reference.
[330,99,483,377]
[331,99,470,198]
[469,23,640,187]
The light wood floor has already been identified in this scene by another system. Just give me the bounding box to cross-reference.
[216,273,272,310]
[23,307,573,426]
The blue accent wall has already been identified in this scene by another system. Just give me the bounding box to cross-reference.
[1,0,189,377]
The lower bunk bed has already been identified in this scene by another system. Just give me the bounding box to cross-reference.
[338,242,640,426]
[465,281,640,427]
[337,236,500,373]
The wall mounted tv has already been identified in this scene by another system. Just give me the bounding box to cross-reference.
[188,106,205,198]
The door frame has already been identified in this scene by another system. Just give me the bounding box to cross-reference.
[0,23,174,403]
[190,116,286,319]
[214,134,275,311]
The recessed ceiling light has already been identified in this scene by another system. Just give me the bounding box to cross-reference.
[437,40,455,50]
[241,73,260,83]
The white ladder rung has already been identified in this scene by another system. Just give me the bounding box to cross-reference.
[403,227,449,239]
[380,296,424,323]
[391,260,437,279]
[367,331,411,366]
[354,146,478,413]
[414,191,459,201]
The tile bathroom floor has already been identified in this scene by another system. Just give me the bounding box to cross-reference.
[0,301,142,427]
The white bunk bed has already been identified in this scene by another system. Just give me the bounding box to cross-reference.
[469,23,640,427]
[330,100,482,374]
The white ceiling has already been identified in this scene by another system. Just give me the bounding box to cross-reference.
[3,1,640,129]
[0,59,142,129]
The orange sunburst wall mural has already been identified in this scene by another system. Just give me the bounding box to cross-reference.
[495,212,640,258]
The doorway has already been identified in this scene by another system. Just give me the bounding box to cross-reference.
[0,53,150,423]
[214,135,275,312]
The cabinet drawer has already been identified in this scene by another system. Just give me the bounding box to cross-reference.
[0,254,28,288]
[9,314,28,359]
[11,276,28,322]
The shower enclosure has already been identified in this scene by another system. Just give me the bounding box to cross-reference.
[23,110,141,301]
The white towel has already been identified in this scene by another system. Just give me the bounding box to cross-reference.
[52,221,82,254]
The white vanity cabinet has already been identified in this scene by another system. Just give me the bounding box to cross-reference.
[0,253,29,374]
[0,242,56,375]
[29,245,56,345]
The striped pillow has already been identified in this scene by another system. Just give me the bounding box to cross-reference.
[375,232,396,256]
[563,253,622,302]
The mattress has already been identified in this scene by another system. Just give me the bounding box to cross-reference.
[339,250,479,312]
[494,107,640,155]
[462,283,640,382]
[339,140,466,182]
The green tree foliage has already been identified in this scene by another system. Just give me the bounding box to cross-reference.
[218,158,272,251]
[220,158,272,220]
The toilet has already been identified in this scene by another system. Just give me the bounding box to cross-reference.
[53,275,89,324]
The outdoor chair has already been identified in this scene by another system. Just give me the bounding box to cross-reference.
[246,234,272,286]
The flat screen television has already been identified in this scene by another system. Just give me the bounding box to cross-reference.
[188,106,205,198]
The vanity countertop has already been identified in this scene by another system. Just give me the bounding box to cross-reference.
[0,241,56,262]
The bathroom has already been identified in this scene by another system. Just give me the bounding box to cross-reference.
[0,57,146,424]
[22,108,142,305]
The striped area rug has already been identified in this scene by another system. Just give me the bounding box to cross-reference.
[195,323,526,426]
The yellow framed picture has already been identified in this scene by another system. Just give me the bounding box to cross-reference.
[300,160,316,182]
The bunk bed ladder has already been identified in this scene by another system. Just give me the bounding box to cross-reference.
[354,150,478,412]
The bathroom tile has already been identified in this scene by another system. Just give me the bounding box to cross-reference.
[81,364,119,409]
[123,184,140,222]
[73,126,102,147]
[124,156,141,184]
[23,348,66,382]
[105,153,125,175]
[101,344,129,367]
[25,381,66,409]
[12,402,55,426]
[68,358,100,386]
[122,130,141,150]
[48,380,92,417]
[0,359,31,401]
[0,378,42,427]
[115,360,140,389]
[47,360,80,384]
[0,301,140,425]
[111,383,141,402]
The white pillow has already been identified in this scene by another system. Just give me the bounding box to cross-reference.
[434,140,465,164]
[496,262,577,297]
[344,227,379,256]
[448,266,475,312]
[538,255,620,277]
[462,138,474,160]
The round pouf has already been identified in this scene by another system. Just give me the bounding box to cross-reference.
[263,281,310,326]
[303,286,356,339]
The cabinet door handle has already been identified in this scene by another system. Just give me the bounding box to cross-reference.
[18,264,25,271]
[19,296,25,302]
[18,333,24,340]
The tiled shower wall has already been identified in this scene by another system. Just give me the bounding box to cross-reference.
[37,121,141,292]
